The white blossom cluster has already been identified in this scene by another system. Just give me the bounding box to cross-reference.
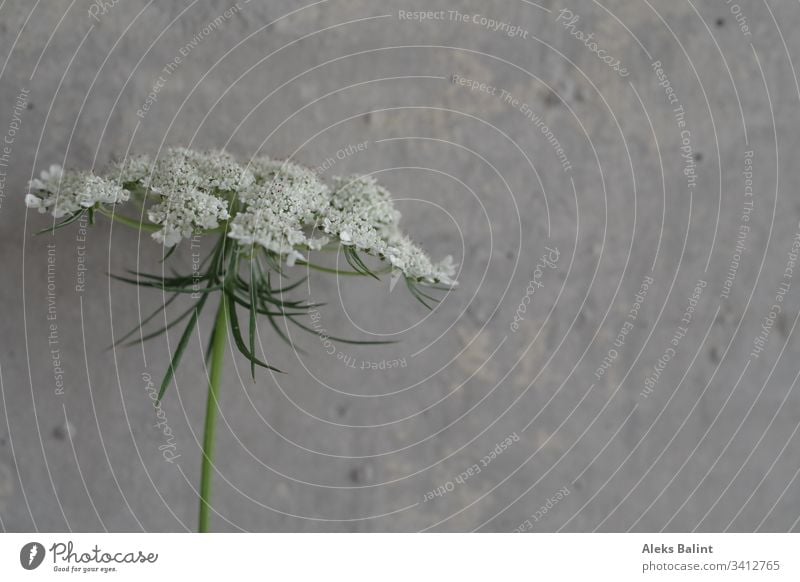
[139,148,255,194]
[108,154,152,185]
[321,175,400,253]
[25,164,129,218]
[228,158,330,264]
[320,175,456,285]
[26,149,457,285]
[133,149,250,247]
[385,234,457,286]
[147,189,230,247]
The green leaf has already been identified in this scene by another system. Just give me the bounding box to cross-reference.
[260,248,284,275]
[109,273,223,294]
[233,270,317,310]
[265,309,303,352]
[225,290,306,317]
[270,275,308,294]
[406,278,435,310]
[343,247,379,280]
[409,281,442,304]
[286,315,397,345]
[225,292,284,375]
[159,243,178,263]
[249,257,257,379]
[125,268,211,286]
[36,209,87,235]
[157,294,208,403]
[121,300,201,347]
[110,292,180,348]
[350,248,381,280]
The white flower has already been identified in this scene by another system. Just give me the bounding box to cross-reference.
[285,249,305,267]
[29,164,63,191]
[244,157,330,219]
[319,175,457,284]
[25,165,130,218]
[141,148,254,194]
[385,234,458,286]
[184,148,255,193]
[27,152,457,286]
[24,193,42,209]
[433,254,458,285]
[321,175,400,254]
[107,154,152,185]
[148,189,230,247]
[229,157,330,259]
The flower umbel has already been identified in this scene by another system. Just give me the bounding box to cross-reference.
[26,149,457,285]
[26,164,129,218]
[228,158,331,262]
[321,175,400,253]
[26,149,459,372]
[385,234,457,286]
[138,148,254,195]
[148,188,231,247]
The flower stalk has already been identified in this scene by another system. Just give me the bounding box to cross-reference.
[199,294,229,533]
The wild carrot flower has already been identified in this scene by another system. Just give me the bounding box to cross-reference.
[25,149,457,285]
[25,164,129,218]
[25,146,459,533]
[147,188,230,247]
[228,158,330,263]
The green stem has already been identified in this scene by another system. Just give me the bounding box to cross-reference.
[199,295,229,532]
[96,206,160,231]
[295,260,393,276]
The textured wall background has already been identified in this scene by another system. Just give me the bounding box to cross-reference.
[2,0,800,532]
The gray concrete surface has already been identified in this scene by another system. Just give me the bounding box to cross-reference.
[1,0,800,532]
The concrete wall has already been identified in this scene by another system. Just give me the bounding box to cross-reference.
[1,0,799,531]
